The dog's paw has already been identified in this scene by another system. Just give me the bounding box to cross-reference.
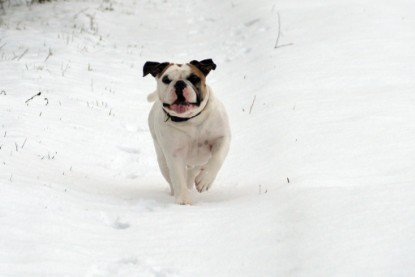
[175,194,192,205]
[195,168,216,193]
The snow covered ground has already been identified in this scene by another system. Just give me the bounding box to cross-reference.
[1,0,415,276]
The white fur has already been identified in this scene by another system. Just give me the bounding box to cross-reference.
[147,71,231,205]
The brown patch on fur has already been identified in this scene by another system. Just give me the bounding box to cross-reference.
[188,63,208,99]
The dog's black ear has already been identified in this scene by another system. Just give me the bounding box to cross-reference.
[143,61,170,77]
[189,59,216,76]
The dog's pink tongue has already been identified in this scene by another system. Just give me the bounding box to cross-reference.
[170,104,192,114]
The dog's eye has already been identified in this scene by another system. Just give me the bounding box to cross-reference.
[187,74,200,85]
[162,76,171,85]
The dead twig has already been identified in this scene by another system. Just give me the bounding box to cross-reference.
[44,48,52,62]
[274,12,281,49]
[274,12,294,49]
[25,91,41,104]
[73,8,89,19]
[16,48,29,61]
[61,62,70,76]
[249,95,256,114]
[21,138,27,149]
[85,13,97,32]
[277,43,294,48]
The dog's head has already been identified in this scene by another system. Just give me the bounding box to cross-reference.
[143,59,216,118]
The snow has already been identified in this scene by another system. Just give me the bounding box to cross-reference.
[1,0,415,276]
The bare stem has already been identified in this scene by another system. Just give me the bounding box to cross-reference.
[274,12,281,49]
[44,48,52,62]
[17,48,29,61]
[249,95,256,114]
[274,12,294,49]
[25,91,41,104]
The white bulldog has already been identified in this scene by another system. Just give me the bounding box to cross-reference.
[143,59,231,205]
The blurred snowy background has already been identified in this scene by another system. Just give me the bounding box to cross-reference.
[1,0,415,276]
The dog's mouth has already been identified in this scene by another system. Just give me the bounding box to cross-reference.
[163,101,198,114]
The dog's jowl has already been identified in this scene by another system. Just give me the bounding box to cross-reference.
[143,59,231,205]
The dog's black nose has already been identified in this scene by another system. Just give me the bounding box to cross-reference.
[174,80,187,102]
[174,80,186,93]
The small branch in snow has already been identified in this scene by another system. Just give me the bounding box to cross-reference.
[21,138,27,149]
[40,151,57,160]
[15,48,29,61]
[259,184,268,194]
[44,48,52,62]
[274,12,294,49]
[61,62,70,76]
[85,13,97,32]
[73,8,89,19]
[25,91,42,104]
[274,12,281,49]
[287,177,290,184]
[0,90,6,95]
[276,42,294,49]
[249,95,256,114]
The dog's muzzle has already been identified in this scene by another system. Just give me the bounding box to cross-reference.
[161,81,208,122]
[162,80,202,115]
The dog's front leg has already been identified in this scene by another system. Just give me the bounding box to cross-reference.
[165,152,192,205]
[195,136,230,192]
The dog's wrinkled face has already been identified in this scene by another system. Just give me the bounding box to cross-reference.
[144,59,216,118]
[159,64,205,116]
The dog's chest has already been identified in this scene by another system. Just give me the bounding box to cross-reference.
[181,126,216,167]
[187,137,213,166]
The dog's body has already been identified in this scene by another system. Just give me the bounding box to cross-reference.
[144,59,230,205]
